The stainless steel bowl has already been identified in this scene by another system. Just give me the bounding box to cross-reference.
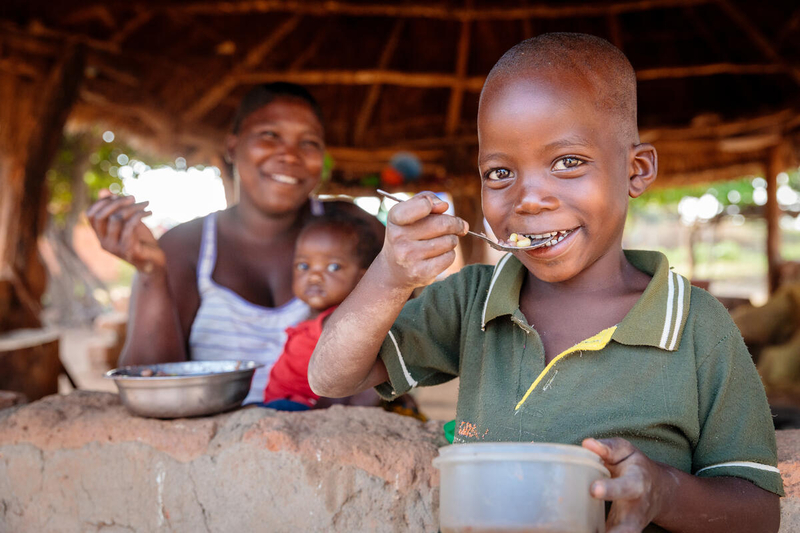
[105,360,263,418]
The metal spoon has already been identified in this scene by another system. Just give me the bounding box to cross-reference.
[376,189,552,252]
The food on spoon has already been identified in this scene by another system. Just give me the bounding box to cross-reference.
[516,237,532,247]
[508,233,519,242]
[140,368,154,377]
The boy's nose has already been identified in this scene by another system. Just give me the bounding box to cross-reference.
[514,176,559,215]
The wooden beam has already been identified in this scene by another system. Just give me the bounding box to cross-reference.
[170,0,712,20]
[716,0,800,87]
[641,109,796,142]
[683,6,728,61]
[233,62,784,94]
[636,62,785,81]
[183,14,303,122]
[288,21,332,71]
[776,8,800,46]
[12,20,121,54]
[606,13,624,51]
[0,43,85,330]
[63,5,116,30]
[0,59,41,80]
[237,69,486,90]
[445,17,471,136]
[353,19,404,145]
[111,9,153,46]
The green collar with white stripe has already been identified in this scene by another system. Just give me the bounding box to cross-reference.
[481,250,691,352]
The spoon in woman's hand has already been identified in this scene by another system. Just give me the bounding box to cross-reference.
[375,189,552,252]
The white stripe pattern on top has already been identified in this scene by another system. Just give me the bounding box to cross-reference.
[668,273,685,350]
[387,330,417,388]
[695,461,781,475]
[658,270,675,349]
[188,212,310,404]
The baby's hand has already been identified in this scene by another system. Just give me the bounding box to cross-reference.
[582,437,670,533]
[380,192,468,290]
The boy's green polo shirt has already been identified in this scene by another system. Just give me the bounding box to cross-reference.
[376,250,783,498]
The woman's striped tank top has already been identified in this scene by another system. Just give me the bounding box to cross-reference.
[188,212,310,404]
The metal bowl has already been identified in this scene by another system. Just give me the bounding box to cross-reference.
[105,360,263,418]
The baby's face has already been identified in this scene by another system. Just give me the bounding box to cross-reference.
[292,227,365,311]
[478,71,634,284]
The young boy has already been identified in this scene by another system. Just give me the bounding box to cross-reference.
[309,33,782,532]
[263,212,381,410]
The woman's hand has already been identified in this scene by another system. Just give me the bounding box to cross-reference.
[86,190,165,274]
[380,192,469,291]
[582,437,670,533]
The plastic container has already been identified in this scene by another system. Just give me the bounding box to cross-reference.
[433,443,609,533]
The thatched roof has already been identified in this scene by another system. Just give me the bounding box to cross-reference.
[2,0,800,190]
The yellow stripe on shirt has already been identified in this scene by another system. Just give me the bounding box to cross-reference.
[515,325,617,411]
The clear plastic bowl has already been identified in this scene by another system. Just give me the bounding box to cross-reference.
[433,442,609,533]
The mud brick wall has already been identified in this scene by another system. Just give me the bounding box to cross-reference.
[1,391,800,532]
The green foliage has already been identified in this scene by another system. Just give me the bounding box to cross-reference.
[46,130,164,229]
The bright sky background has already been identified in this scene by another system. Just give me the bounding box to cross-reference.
[120,164,227,236]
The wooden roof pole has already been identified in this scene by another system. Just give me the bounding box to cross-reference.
[288,21,332,71]
[235,62,783,92]
[0,42,85,332]
[606,13,624,52]
[237,69,484,90]
[110,9,153,46]
[765,141,789,294]
[183,14,303,123]
[353,19,404,146]
[172,0,713,20]
[445,15,471,137]
[716,0,800,88]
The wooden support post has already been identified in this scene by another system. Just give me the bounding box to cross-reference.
[353,19,404,145]
[183,14,303,122]
[0,42,85,332]
[606,13,624,51]
[445,17,471,137]
[766,142,788,294]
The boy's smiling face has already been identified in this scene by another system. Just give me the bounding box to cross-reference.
[478,70,655,284]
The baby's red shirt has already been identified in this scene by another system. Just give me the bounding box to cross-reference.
[263,306,337,407]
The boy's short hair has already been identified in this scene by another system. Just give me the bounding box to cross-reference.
[300,211,383,269]
[485,32,638,142]
[231,82,325,134]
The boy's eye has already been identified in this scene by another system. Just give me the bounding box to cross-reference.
[296,262,309,271]
[552,157,584,171]
[327,263,341,272]
[484,168,513,181]
[259,130,278,139]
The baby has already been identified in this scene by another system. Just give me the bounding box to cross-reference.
[263,211,381,410]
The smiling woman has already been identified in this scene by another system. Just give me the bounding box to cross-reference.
[86,83,382,403]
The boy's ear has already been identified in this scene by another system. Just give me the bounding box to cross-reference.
[628,143,658,198]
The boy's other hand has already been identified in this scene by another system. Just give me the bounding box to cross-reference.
[380,192,468,290]
[583,437,669,533]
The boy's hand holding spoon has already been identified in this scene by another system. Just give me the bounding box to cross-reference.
[377,191,469,291]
